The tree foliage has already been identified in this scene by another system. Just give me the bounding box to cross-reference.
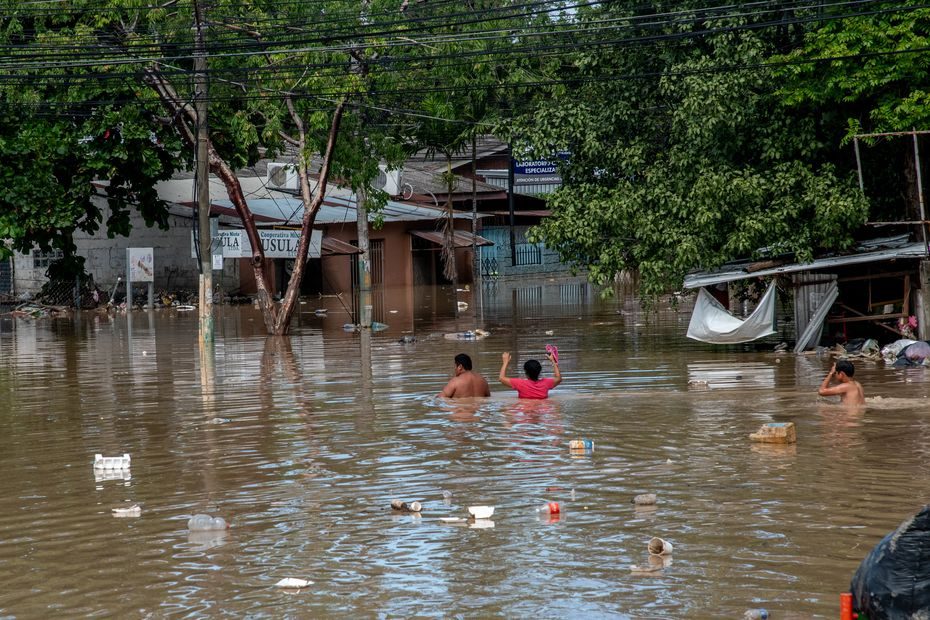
[519,4,871,296]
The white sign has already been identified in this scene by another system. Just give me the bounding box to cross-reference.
[127,248,154,282]
[212,254,224,271]
[192,230,322,260]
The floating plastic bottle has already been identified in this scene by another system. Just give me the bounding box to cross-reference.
[742,609,768,620]
[94,453,131,470]
[188,514,228,531]
[537,501,560,515]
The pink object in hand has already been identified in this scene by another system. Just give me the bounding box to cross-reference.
[545,344,559,365]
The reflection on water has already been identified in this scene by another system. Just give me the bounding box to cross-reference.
[1,280,930,617]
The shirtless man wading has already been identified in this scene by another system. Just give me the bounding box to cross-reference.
[818,360,866,405]
[439,353,491,398]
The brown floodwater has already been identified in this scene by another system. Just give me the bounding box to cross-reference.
[1,279,929,618]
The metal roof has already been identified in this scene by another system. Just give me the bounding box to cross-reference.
[683,240,928,288]
[322,237,363,256]
[409,230,494,248]
[212,194,484,225]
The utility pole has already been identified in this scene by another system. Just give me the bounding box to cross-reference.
[508,145,516,267]
[356,185,373,327]
[193,0,213,342]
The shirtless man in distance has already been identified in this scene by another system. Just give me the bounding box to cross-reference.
[818,360,866,405]
[439,353,491,398]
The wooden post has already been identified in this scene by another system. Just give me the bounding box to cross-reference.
[919,261,930,340]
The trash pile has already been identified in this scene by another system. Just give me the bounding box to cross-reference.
[849,503,930,618]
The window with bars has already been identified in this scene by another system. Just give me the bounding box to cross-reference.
[32,249,63,269]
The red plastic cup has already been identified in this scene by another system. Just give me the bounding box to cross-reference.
[840,592,853,620]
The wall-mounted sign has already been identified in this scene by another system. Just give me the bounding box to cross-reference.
[512,152,569,187]
[192,229,322,260]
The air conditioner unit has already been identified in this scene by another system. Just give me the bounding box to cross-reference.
[266,162,299,191]
[372,164,403,196]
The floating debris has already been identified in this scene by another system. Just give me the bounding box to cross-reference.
[112,504,141,517]
[633,494,657,506]
[467,505,494,520]
[275,578,313,589]
[94,453,131,471]
[750,422,797,444]
[391,499,422,513]
[648,537,673,556]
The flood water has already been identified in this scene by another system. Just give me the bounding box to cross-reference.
[2,278,930,618]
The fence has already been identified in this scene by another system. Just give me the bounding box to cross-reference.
[478,225,576,279]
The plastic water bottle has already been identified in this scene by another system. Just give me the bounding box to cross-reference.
[742,609,768,620]
[537,501,560,515]
[188,514,228,531]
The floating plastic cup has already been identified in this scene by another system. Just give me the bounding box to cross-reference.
[93,453,131,470]
[537,501,560,515]
[647,537,673,556]
[188,514,229,531]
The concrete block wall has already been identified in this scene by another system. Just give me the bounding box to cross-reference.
[13,197,240,295]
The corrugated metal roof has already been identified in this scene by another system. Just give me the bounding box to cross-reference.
[211,195,484,225]
[409,230,494,248]
[322,237,362,256]
[683,241,928,288]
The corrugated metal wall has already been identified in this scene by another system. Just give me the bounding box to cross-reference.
[793,273,838,347]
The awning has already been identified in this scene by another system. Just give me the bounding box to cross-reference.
[322,237,363,256]
[683,241,927,288]
[409,230,494,248]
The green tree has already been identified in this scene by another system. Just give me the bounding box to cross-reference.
[518,3,868,297]
[773,3,930,221]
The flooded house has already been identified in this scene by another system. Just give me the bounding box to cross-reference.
[683,235,930,350]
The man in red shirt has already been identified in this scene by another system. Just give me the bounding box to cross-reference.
[499,351,562,399]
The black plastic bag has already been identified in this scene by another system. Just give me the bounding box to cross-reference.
[851,504,930,619]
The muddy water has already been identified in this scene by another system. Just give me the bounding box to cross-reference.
[1,280,930,618]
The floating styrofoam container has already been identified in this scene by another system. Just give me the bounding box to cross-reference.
[94,453,131,470]
[275,578,313,589]
[95,469,131,483]
[467,505,495,520]
[112,504,141,517]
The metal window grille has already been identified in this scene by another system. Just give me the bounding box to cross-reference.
[32,249,63,269]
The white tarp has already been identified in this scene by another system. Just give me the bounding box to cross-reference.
[686,283,777,344]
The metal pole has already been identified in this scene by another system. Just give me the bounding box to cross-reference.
[914,131,929,258]
[508,146,516,267]
[853,137,864,194]
[193,0,214,341]
[125,253,132,310]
